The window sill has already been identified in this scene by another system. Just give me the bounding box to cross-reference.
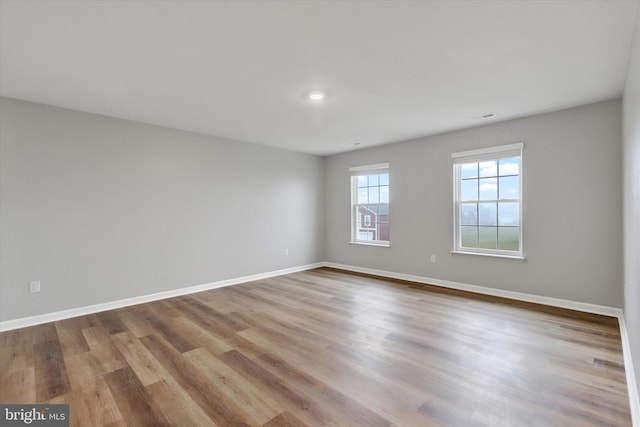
[349,241,391,248]
[451,250,525,261]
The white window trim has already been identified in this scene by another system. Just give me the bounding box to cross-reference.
[349,241,391,248]
[350,162,390,247]
[450,250,525,261]
[452,143,524,259]
[349,163,389,173]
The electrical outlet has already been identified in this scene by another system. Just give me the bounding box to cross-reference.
[430,254,437,263]
[285,249,289,256]
[29,280,41,293]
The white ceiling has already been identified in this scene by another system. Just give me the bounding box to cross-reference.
[1,0,638,156]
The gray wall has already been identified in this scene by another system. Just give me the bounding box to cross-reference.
[325,99,623,307]
[623,5,640,402]
[0,95,627,321]
[0,97,324,322]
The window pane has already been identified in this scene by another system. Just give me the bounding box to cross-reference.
[498,202,519,226]
[357,187,368,204]
[478,203,497,225]
[368,187,379,203]
[454,148,521,254]
[479,160,497,177]
[498,227,519,250]
[499,176,519,200]
[359,205,374,216]
[352,167,389,244]
[380,185,389,203]
[499,157,519,176]
[366,204,379,215]
[460,204,478,225]
[358,230,374,241]
[479,178,497,200]
[461,179,478,201]
[461,163,478,179]
[478,226,497,249]
[461,226,477,248]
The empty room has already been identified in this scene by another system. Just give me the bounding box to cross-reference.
[1,0,640,426]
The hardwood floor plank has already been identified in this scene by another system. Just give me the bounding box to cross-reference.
[146,377,217,427]
[29,322,59,345]
[256,352,393,427]
[103,367,171,426]
[131,306,198,353]
[0,339,34,372]
[81,325,112,349]
[64,344,127,392]
[0,329,23,347]
[110,331,169,386]
[167,315,233,355]
[238,326,429,411]
[233,310,334,351]
[0,367,35,403]
[55,318,91,357]
[152,300,184,318]
[96,311,129,335]
[169,299,265,360]
[263,411,309,427]
[33,339,71,401]
[177,295,251,332]
[116,310,155,338]
[183,347,282,424]
[139,333,260,427]
[218,349,334,426]
[46,382,122,427]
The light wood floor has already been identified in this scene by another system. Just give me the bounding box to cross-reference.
[0,268,632,426]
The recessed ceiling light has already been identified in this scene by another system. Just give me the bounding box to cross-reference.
[306,90,326,101]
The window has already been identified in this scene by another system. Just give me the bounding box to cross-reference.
[452,143,523,258]
[350,163,390,246]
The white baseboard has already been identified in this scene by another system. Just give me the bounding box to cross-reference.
[323,262,639,427]
[620,315,640,427]
[0,262,324,332]
[324,262,621,316]
[1,260,620,329]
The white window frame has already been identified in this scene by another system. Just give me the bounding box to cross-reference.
[452,143,524,260]
[350,163,390,247]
